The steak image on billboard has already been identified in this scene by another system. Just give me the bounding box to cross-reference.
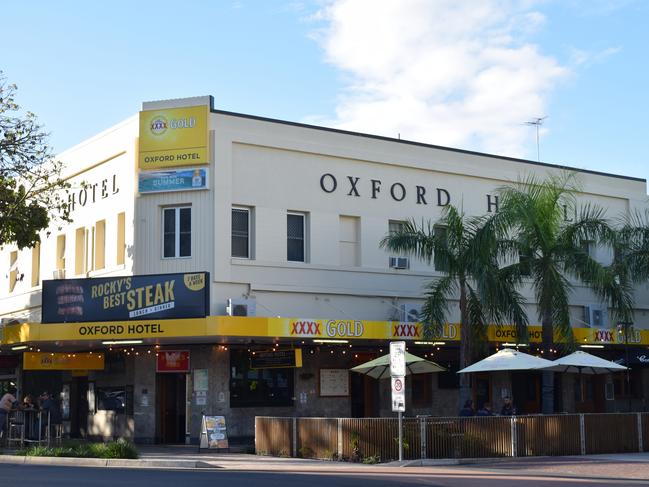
[42,272,209,323]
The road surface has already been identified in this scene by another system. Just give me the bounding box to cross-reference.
[0,464,644,486]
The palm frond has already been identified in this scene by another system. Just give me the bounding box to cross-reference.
[421,275,457,339]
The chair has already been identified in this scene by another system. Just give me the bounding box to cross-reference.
[7,410,25,447]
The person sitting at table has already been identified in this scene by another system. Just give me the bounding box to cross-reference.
[476,403,494,416]
[21,394,38,411]
[500,396,517,416]
[39,392,61,440]
[21,394,40,440]
[459,399,475,416]
[0,386,17,439]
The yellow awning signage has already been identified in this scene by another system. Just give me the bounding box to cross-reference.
[23,352,104,371]
[139,105,209,169]
[0,316,646,346]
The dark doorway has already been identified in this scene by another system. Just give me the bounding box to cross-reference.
[350,353,379,417]
[156,373,187,443]
[512,372,541,414]
[70,377,89,438]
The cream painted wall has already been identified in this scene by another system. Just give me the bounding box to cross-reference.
[1,101,648,331]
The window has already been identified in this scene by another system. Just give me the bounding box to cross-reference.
[116,212,125,265]
[287,212,306,262]
[31,243,40,287]
[56,235,66,271]
[232,208,250,258]
[75,227,86,275]
[9,251,18,292]
[95,220,105,270]
[163,207,191,258]
[433,225,448,272]
[229,350,294,407]
[438,362,460,389]
[339,215,360,267]
[519,251,532,277]
[388,220,405,235]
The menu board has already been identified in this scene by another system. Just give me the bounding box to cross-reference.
[319,369,350,397]
[199,415,229,450]
[250,349,302,369]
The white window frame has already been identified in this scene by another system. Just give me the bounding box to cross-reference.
[232,206,252,259]
[287,211,308,263]
[162,206,192,259]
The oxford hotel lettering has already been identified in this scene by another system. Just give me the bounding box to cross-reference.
[319,173,500,212]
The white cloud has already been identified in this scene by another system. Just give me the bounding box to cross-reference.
[570,46,621,67]
[311,0,569,159]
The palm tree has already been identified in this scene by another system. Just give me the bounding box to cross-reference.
[494,174,612,413]
[603,210,649,342]
[381,205,528,409]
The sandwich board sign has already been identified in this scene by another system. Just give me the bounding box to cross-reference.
[199,415,229,451]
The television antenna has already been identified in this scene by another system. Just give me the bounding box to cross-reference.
[525,116,547,162]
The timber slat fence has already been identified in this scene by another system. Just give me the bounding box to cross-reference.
[256,413,649,461]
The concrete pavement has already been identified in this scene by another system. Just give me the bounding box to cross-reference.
[2,444,649,483]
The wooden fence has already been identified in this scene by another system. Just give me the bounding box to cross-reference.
[256,413,649,461]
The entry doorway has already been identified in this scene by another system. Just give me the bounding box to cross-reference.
[70,377,89,438]
[156,373,187,443]
[512,372,541,414]
[350,353,379,417]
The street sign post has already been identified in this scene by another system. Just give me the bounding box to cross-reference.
[390,341,406,376]
[390,341,406,462]
[391,376,405,412]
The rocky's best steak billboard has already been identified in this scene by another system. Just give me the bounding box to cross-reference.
[42,272,209,323]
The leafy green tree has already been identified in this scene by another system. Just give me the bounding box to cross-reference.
[0,72,70,249]
[381,205,528,409]
[495,174,613,413]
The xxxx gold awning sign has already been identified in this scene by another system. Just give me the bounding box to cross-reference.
[23,352,105,371]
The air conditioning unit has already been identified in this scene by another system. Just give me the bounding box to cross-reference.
[52,269,66,279]
[583,304,608,328]
[226,298,256,317]
[398,302,422,322]
[389,257,410,270]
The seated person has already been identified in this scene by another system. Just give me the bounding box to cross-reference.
[0,387,17,438]
[501,396,517,416]
[476,403,493,416]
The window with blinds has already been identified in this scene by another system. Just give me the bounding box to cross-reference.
[231,208,251,258]
[287,212,306,262]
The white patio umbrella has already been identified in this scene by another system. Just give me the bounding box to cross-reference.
[457,348,554,374]
[538,350,628,374]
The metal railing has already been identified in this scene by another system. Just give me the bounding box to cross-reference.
[1,410,62,448]
[256,413,649,461]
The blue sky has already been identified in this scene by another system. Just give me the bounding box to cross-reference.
[1,1,647,188]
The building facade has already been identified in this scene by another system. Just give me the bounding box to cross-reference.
[1,96,648,444]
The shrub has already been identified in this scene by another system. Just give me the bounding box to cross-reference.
[361,455,380,464]
[21,439,138,459]
[298,446,314,458]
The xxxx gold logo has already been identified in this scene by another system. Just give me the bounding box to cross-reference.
[184,273,205,291]
[150,116,168,136]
